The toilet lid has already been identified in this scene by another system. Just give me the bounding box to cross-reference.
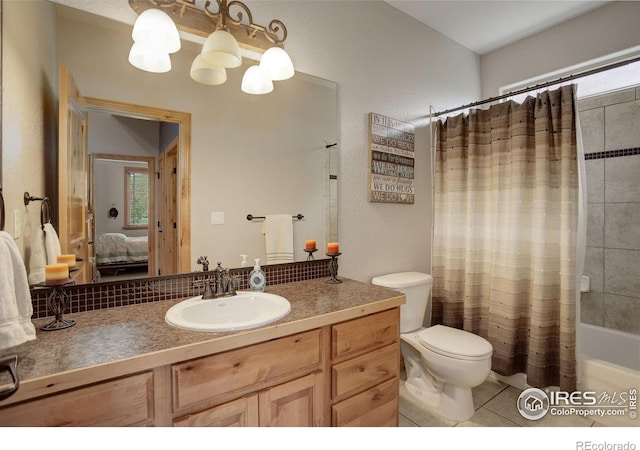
[416,325,493,361]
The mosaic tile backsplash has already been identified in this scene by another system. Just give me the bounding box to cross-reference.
[30,259,331,319]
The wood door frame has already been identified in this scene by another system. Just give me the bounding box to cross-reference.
[58,66,90,283]
[92,153,156,277]
[84,97,191,273]
[157,137,179,276]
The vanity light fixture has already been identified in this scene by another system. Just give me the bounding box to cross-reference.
[128,0,295,94]
[128,8,181,73]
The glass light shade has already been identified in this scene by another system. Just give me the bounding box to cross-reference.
[201,29,242,69]
[128,43,171,73]
[190,55,227,85]
[241,65,273,95]
[132,9,181,53]
[259,47,294,81]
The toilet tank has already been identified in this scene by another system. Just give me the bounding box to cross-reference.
[371,272,433,333]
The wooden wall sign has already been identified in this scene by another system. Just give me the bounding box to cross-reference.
[368,113,415,204]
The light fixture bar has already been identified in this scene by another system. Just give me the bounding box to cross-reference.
[128,0,288,54]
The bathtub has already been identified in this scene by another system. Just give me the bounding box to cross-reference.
[490,323,639,426]
[578,323,640,427]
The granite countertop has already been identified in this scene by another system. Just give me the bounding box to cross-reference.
[0,277,404,406]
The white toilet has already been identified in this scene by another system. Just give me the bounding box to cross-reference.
[371,272,493,422]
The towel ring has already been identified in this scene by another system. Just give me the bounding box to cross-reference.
[0,189,5,231]
[0,355,20,401]
[41,198,51,227]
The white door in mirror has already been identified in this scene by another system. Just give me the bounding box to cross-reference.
[165,291,291,332]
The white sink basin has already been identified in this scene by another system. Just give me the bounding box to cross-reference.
[165,291,291,332]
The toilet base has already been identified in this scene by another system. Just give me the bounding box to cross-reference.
[403,378,476,422]
[401,336,480,422]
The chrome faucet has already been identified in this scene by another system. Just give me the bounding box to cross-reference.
[200,262,237,299]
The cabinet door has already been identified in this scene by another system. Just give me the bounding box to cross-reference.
[258,372,324,427]
[173,394,258,427]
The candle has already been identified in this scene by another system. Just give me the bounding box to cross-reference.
[327,242,339,254]
[57,254,77,268]
[305,240,317,251]
[45,263,69,284]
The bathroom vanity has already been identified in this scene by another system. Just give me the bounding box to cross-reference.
[0,278,404,427]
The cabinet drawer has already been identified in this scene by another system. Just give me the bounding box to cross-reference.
[172,329,321,412]
[331,308,399,361]
[0,371,154,426]
[174,394,259,427]
[331,377,399,427]
[332,343,399,402]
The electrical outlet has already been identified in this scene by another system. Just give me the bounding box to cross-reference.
[13,209,22,239]
[211,211,224,225]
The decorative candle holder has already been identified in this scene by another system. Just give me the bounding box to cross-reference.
[326,252,342,284]
[304,248,317,261]
[41,279,76,331]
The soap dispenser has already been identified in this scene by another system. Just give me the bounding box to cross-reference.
[249,258,266,292]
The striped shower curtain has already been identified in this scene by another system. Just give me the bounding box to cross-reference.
[432,85,579,391]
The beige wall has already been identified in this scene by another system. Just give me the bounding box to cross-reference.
[257,1,481,281]
[2,0,57,258]
[9,2,636,283]
[54,1,482,281]
[3,0,482,283]
[480,1,640,97]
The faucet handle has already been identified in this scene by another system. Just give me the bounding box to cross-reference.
[197,256,210,271]
[224,269,238,295]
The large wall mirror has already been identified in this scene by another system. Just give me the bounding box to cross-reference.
[7,2,338,285]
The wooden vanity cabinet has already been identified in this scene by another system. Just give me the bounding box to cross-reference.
[329,308,401,426]
[171,329,326,427]
[174,371,323,427]
[0,306,402,427]
[0,371,154,426]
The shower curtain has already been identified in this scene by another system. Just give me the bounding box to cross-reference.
[432,85,579,391]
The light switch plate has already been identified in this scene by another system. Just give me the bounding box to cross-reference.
[211,211,224,225]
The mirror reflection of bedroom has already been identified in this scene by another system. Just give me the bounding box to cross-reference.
[89,111,178,282]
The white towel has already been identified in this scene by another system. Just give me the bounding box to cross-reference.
[43,223,61,265]
[0,231,36,350]
[264,215,294,264]
[28,226,47,285]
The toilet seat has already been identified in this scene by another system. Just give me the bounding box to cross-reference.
[416,325,493,361]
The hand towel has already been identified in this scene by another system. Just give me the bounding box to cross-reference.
[0,231,36,350]
[43,223,62,265]
[27,226,47,285]
[264,215,294,264]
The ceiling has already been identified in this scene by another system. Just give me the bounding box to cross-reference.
[384,1,611,55]
[53,0,612,56]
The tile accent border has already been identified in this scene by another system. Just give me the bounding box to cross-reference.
[30,259,331,319]
[585,147,640,160]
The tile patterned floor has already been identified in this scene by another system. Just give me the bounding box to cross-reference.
[399,376,606,427]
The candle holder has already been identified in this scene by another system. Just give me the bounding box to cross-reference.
[304,248,317,261]
[326,252,342,284]
[41,279,76,331]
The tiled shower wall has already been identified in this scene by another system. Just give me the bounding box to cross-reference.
[579,86,640,335]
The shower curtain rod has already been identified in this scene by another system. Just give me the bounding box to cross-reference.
[430,54,640,117]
